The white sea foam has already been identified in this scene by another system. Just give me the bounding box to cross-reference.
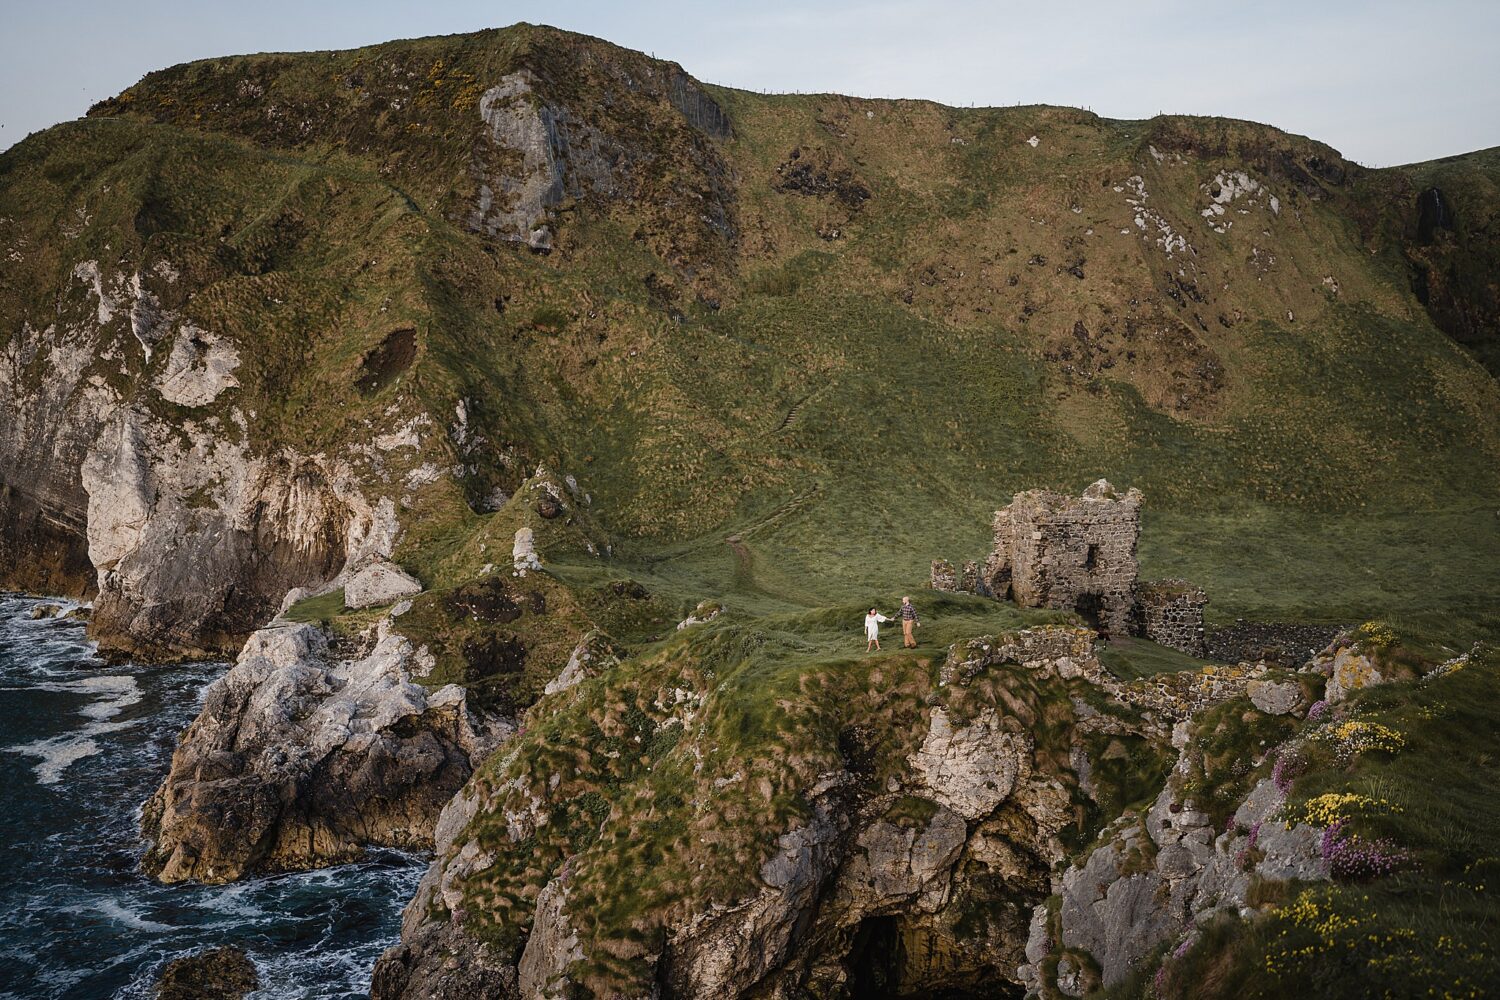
[13,735,102,785]
[87,898,176,933]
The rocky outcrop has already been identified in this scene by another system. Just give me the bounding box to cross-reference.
[344,558,424,609]
[374,626,1159,999]
[1020,758,1325,994]
[371,787,521,1000]
[0,261,411,659]
[142,621,509,883]
[542,630,616,697]
[1316,643,1384,703]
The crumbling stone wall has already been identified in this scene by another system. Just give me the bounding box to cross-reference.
[1117,662,1268,722]
[931,558,957,592]
[1135,579,1207,656]
[983,479,1142,633]
[943,628,1268,729]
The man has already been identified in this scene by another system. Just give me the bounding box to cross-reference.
[899,596,920,648]
[865,608,891,652]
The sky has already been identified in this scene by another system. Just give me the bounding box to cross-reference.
[1,0,1497,167]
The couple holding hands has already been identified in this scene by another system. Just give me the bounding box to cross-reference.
[864,596,919,652]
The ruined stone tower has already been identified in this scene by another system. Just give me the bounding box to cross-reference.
[982,479,1142,633]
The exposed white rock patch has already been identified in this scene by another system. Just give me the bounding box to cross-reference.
[80,409,152,572]
[374,416,428,452]
[512,526,541,576]
[127,274,171,359]
[676,600,723,631]
[72,261,120,325]
[908,707,1030,820]
[1122,176,1190,257]
[344,558,424,609]
[1026,135,1040,148]
[544,631,616,697]
[403,463,443,491]
[1198,170,1278,234]
[155,326,241,406]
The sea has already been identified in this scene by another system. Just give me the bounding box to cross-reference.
[0,593,425,999]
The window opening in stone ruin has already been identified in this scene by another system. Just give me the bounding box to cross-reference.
[1084,543,1100,570]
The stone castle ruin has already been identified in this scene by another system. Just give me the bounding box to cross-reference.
[934,480,1207,654]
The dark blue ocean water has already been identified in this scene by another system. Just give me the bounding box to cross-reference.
[0,594,425,999]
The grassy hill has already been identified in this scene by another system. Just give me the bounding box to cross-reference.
[7,23,1487,649]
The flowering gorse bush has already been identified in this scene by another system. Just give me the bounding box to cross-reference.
[1314,720,1405,766]
[1356,620,1399,650]
[1320,820,1408,879]
[1292,791,1403,827]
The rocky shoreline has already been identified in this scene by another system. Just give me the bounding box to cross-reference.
[142,618,510,883]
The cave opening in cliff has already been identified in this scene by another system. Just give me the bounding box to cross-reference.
[844,916,1020,1000]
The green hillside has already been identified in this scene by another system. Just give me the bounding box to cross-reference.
[4,23,1488,649]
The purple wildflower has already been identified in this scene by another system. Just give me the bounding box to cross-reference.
[1272,746,1308,793]
[1307,700,1330,722]
[1320,820,1408,879]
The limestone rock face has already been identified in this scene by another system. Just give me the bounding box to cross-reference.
[543,630,616,697]
[907,707,1031,820]
[154,327,241,407]
[141,622,508,883]
[0,264,413,660]
[1022,759,1326,995]
[517,877,586,999]
[664,792,846,998]
[344,559,424,609]
[375,626,1141,1000]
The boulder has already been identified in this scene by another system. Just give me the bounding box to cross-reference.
[154,946,258,1000]
[513,527,542,575]
[1247,677,1307,716]
[344,559,423,609]
[1324,647,1383,702]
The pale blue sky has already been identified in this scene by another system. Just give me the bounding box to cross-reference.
[2,0,1497,166]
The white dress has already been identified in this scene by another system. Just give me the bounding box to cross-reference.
[865,613,889,640]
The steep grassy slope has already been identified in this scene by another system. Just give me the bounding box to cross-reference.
[5,23,1497,657]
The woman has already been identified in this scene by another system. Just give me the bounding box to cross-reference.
[865,608,891,652]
